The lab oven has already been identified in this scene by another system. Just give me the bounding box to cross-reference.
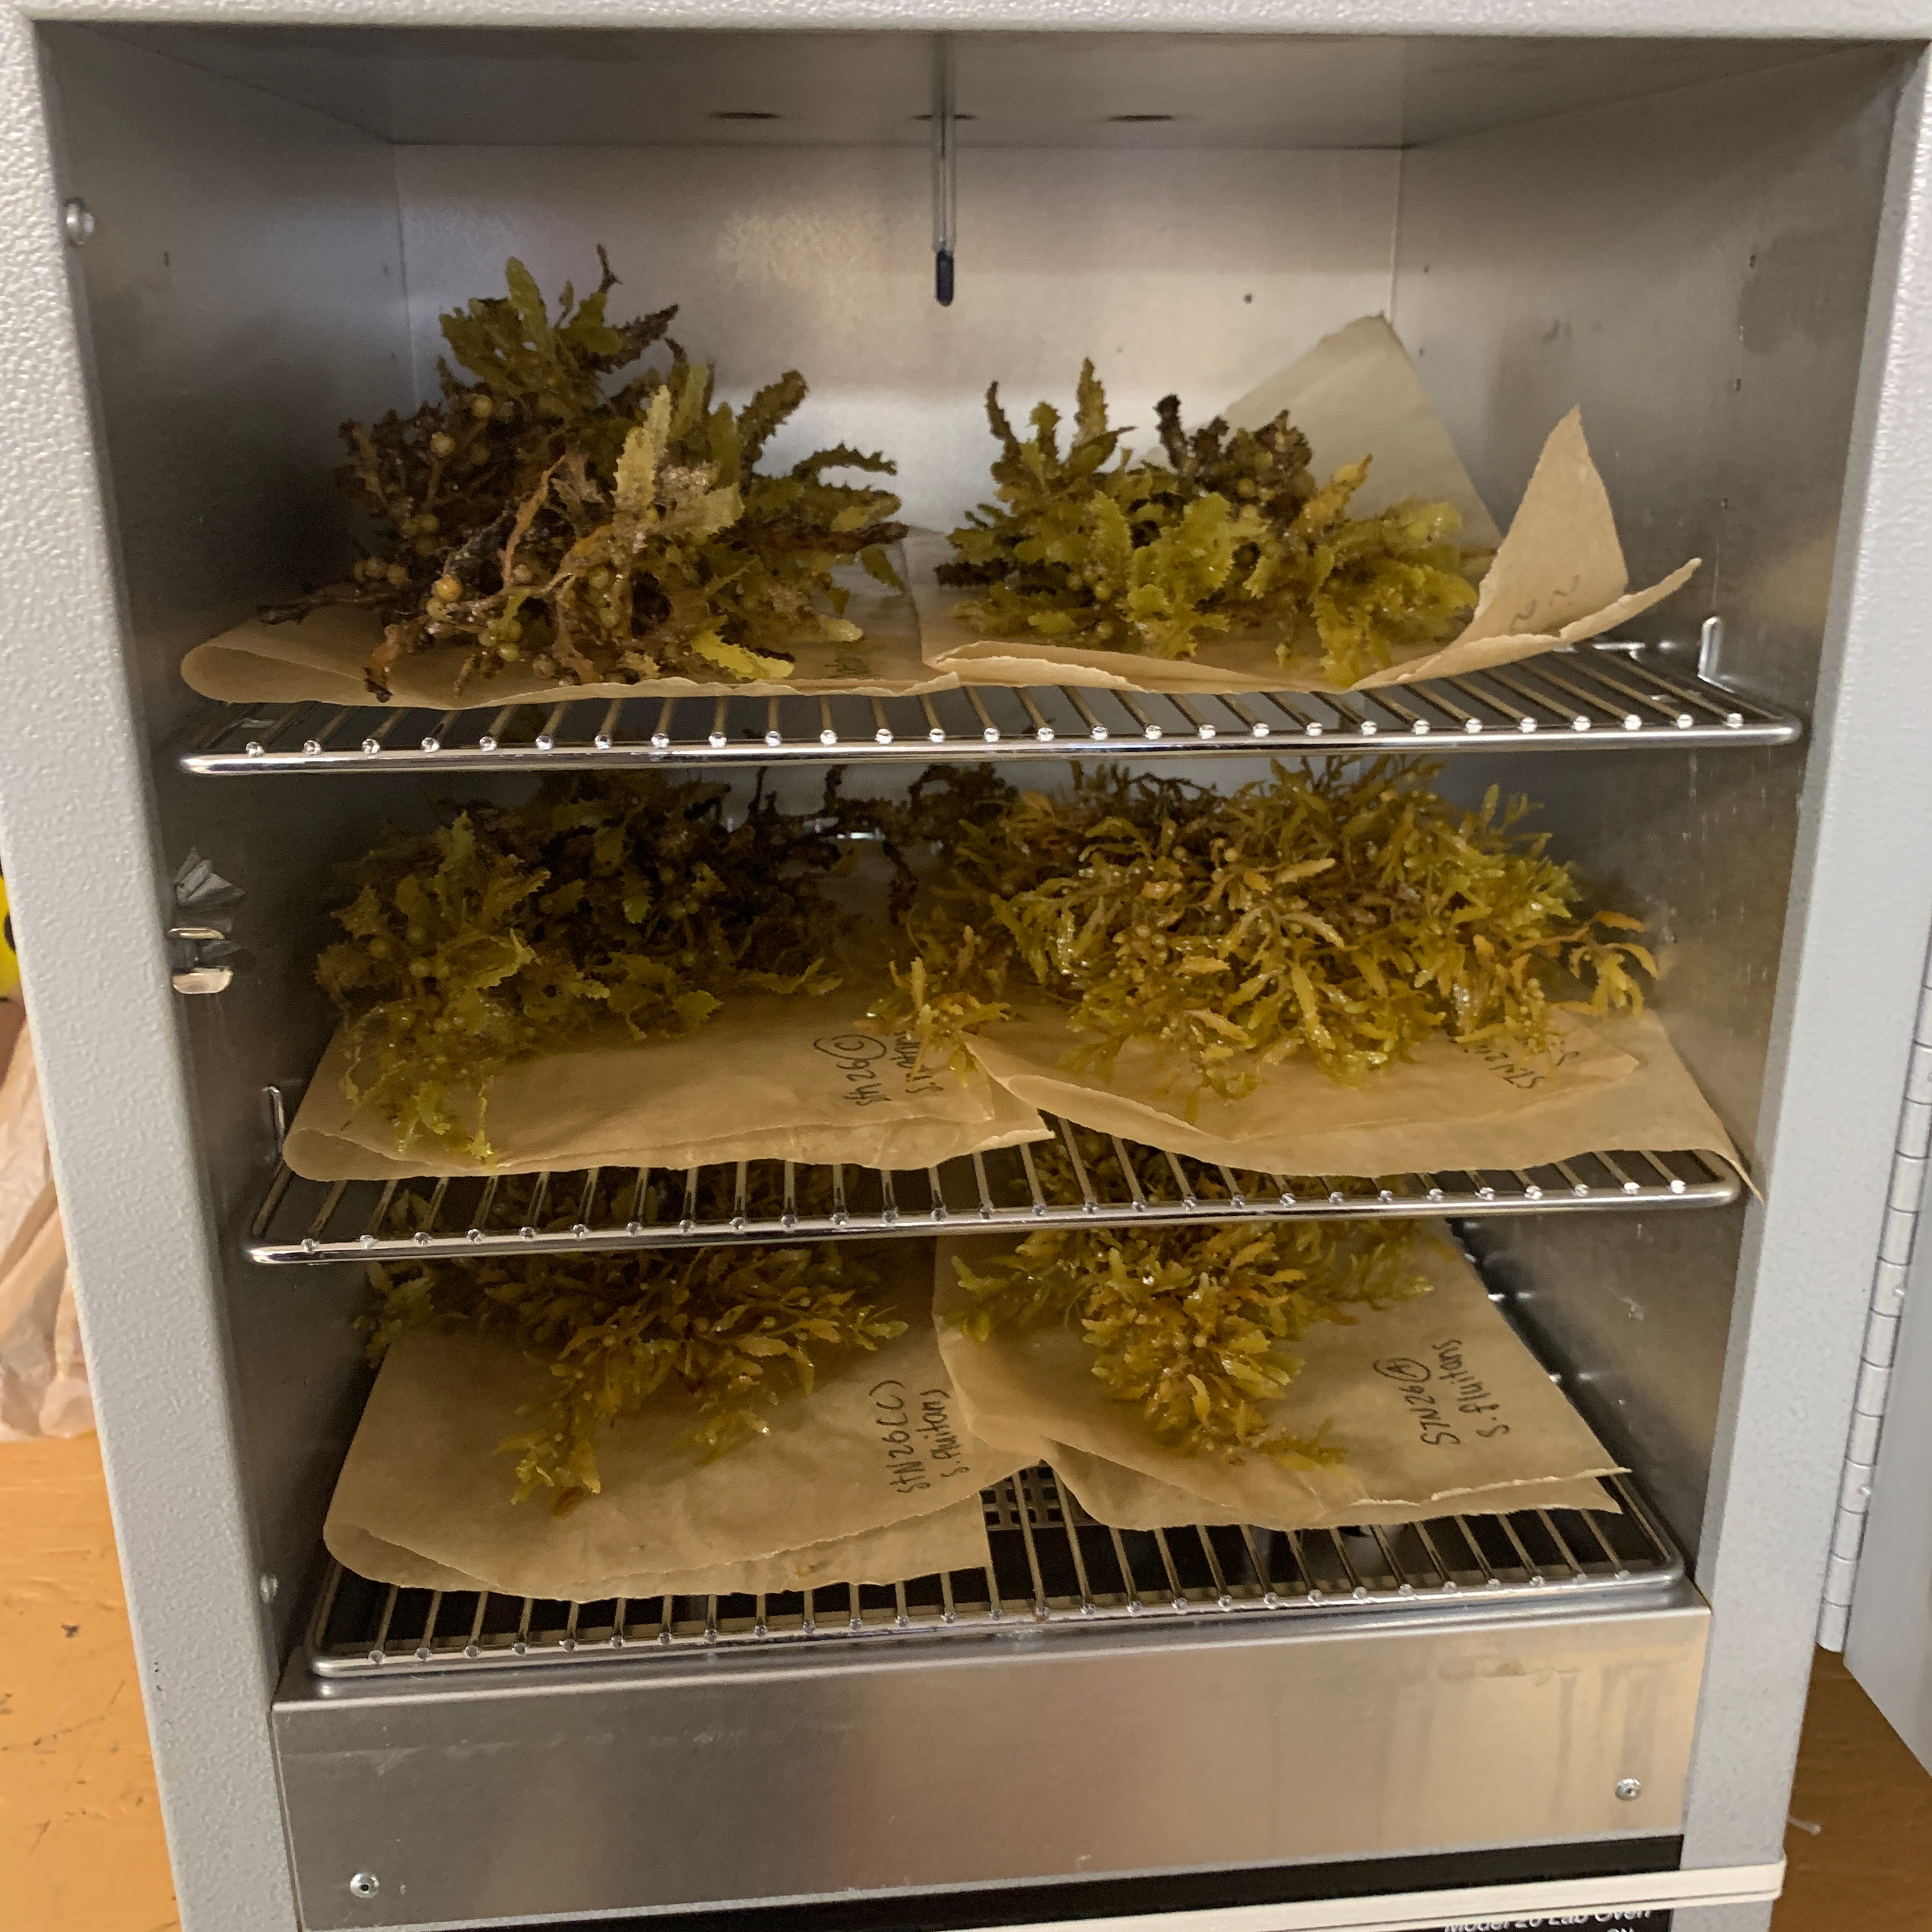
[5,10,1932,1932]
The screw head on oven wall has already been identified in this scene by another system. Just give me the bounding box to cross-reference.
[61,197,94,247]
[257,1572,279,1605]
[349,1873,380,1899]
[1615,1778,1643,1802]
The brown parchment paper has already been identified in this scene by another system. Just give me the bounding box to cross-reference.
[330,1492,993,1601]
[910,316,1699,696]
[1046,1446,1614,1529]
[285,981,1048,1182]
[325,1241,1026,1601]
[964,1005,1746,1188]
[1218,315,1504,550]
[933,1230,1622,1532]
[181,549,962,709]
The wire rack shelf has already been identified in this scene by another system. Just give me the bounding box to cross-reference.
[185,645,1797,776]
[247,1117,1740,1265]
[305,1465,1681,1682]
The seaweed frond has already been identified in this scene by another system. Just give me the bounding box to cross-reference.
[871,760,1653,1094]
[940,363,1485,684]
[367,1237,903,1511]
[318,772,872,1159]
[270,252,906,695]
[952,1219,1428,1460]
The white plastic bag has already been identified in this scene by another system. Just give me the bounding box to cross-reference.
[0,1015,91,1441]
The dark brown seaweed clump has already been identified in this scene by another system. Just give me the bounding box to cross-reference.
[272,251,905,696]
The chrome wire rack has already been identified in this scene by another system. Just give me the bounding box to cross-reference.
[183,644,1798,775]
[305,1465,1681,1681]
[247,1118,1740,1264]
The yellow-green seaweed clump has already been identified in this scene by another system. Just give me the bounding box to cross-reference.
[951,1219,1429,1462]
[367,1238,903,1512]
[875,760,1652,1096]
[939,362,1485,685]
[318,773,861,1161]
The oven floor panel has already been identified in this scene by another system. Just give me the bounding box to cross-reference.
[274,1586,1708,1930]
[276,1465,1707,1929]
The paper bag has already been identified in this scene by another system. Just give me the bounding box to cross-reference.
[964,1005,1745,1188]
[910,316,1699,695]
[286,982,1048,1182]
[182,551,962,709]
[0,1016,90,1444]
[326,1240,1028,1601]
[934,1229,1623,1532]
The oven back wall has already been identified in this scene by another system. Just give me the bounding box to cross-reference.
[391,142,1399,535]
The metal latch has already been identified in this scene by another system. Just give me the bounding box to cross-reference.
[170,850,244,995]
[167,924,237,995]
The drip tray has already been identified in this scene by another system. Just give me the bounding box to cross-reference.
[307,1463,1682,1681]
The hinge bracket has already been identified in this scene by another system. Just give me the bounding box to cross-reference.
[1818,923,1932,1647]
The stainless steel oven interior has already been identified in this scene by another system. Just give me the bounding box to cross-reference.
[36,20,1920,1929]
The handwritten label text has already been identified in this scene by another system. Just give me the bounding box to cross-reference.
[815,1031,946,1108]
[1373,1334,1512,1447]
[869,1379,976,1496]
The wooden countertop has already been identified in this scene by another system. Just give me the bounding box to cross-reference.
[0,1433,178,1931]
